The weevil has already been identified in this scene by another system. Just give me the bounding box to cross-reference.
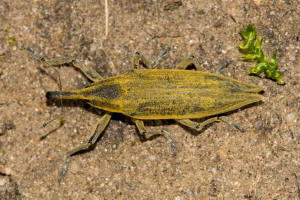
[27,47,263,182]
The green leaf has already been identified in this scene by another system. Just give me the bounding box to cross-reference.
[238,25,284,84]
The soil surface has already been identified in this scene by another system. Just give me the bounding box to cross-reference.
[0,0,299,199]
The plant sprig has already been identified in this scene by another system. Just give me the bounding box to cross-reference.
[238,24,284,84]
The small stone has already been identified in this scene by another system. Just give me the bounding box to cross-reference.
[253,0,260,6]
[149,155,156,161]
[174,196,182,200]
[0,178,6,186]
[286,113,296,123]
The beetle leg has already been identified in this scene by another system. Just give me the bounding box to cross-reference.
[133,52,151,69]
[219,116,245,132]
[25,47,103,82]
[176,117,220,132]
[133,47,170,69]
[216,60,232,75]
[71,60,103,81]
[58,113,111,183]
[177,116,245,132]
[176,56,202,71]
[133,119,176,156]
[151,47,170,68]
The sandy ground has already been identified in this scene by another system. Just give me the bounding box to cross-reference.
[0,0,299,199]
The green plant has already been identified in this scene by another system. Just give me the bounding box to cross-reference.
[238,24,284,84]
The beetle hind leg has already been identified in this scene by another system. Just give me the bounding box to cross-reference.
[58,113,111,183]
[133,119,176,156]
[176,117,245,132]
[176,56,202,71]
[219,116,245,132]
[176,117,220,132]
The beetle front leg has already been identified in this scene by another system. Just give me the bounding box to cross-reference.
[71,60,103,82]
[25,47,103,82]
[176,56,202,71]
[133,119,176,156]
[58,113,111,183]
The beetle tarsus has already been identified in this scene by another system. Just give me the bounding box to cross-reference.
[151,47,171,68]
[219,116,245,132]
[162,130,176,156]
[58,157,71,183]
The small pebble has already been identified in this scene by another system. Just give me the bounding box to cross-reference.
[0,178,6,186]
[286,113,296,123]
[253,0,260,6]
[149,155,156,161]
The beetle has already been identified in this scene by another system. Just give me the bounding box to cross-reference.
[27,47,263,182]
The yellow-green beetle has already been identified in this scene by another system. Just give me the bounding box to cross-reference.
[27,48,263,182]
